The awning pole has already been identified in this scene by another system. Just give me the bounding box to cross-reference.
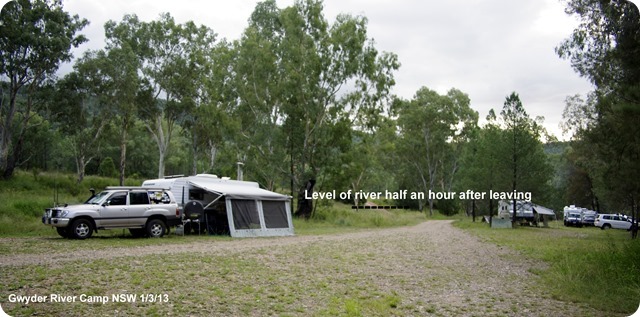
[204,195,224,210]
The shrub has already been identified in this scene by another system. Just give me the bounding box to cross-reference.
[435,199,459,216]
[308,202,424,229]
[98,157,117,178]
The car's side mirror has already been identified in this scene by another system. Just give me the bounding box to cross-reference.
[102,201,110,207]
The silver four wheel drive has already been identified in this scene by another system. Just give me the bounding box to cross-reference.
[594,214,633,230]
[42,187,181,239]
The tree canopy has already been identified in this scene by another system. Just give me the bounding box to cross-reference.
[2,0,633,227]
[0,0,88,179]
[557,0,640,237]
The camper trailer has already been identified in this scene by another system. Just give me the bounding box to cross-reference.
[563,205,597,227]
[142,174,294,238]
[497,200,555,226]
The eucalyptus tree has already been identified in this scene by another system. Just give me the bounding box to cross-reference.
[173,27,228,176]
[561,93,602,211]
[74,46,142,185]
[557,0,640,236]
[188,40,235,175]
[395,87,477,215]
[235,0,399,217]
[0,0,87,178]
[233,0,289,190]
[439,89,479,195]
[50,71,107,183]
[104,13,218,178]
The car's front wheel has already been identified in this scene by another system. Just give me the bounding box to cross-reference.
[146,219,166,238]
[70,219,93,239]
[56,227,69,238]
[601,223,611,230]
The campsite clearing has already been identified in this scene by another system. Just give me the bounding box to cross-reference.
[0,221,613,316]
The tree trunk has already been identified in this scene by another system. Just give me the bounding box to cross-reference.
[0,135,9,179]
[208,140,217,173]
[295,179,315,219]
[631,197,638,239]
[489,198,494,227]
[472,199,476,222]
[158,151,165,179]
[118,123,128,186]
[75,154,85,183]
[1,89,30,179]
[191,131,198,176]
[511,128,518,228]
[144,114,170,179]
[511,197,517,228]
[0,91,18,179]
[2,149,16,179]
[3,123,27,179]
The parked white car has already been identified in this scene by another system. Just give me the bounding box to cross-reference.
[594,214,632,230]
[42,187,181,239]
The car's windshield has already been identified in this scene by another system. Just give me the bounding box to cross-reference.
[85,191,110,204]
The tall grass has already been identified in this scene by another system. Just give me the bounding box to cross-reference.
[293,201,426,235]
[547,238,640,312]
[455,219,640,314]
[1,170,430,237]
[0,170,142,236]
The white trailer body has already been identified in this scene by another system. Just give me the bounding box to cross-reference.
[143,174,294,238]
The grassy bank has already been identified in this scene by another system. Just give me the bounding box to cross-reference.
[0,170,428,238]
[454,219,640,314]
[0,171,143,236]
[293,202,427,235]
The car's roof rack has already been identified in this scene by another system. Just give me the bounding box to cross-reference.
[163,174,185,179]
[105,186,171,191]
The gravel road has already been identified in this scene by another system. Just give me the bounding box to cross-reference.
[0,220,610,316]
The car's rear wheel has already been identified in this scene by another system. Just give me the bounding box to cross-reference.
[70,219,93,239]
[146,219,166,238]
[129,228,146,238]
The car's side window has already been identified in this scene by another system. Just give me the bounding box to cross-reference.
[130,192,150,205]
[149,190,170,204]
[107,192,127,206]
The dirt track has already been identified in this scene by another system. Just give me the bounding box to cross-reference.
[1,221,609,316]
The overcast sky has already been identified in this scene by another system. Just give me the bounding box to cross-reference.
[52,0,606,139]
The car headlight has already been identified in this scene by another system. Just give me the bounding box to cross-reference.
[59,210,69,218]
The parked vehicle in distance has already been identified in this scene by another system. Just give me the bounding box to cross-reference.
[42,187,181,239]
[581,214,596,226]
[563,205,597,227]
[594,214,632,230]
[564,211,583,227]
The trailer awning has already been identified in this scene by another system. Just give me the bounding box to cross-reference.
[187,179,290,201]
[533,205,555,216]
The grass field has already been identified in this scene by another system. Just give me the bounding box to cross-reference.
[0,234,413,317]
[4,218,635,316]
[454,219,640,314]
[0,171,143,237]
[1,170,639,315]
[0,170,427,238]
